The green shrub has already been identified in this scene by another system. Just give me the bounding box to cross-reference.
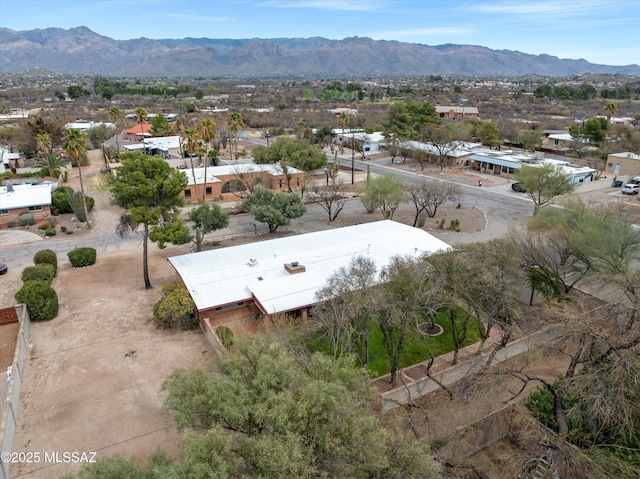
[67,247,97,267]
[15,280,59,321]
[44,226,56,236]
[52,186,94,215]
[216,325,234,348]
[152,279,195,329]
[21,265,55,284]
[19,213,35,226]
[34,249,58,276]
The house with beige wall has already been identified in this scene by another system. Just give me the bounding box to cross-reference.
[435,106,479,121]
[181,163,305,202]
[605,152,640,178]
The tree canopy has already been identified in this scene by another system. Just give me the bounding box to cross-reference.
[363,174,405,220]
[111,152,189,288]
[569,117,608,147]
[241,185,306,232]
[161,338,442,478]
[188,203,229,252]
[515,163,575,215]
[252,136,327,171]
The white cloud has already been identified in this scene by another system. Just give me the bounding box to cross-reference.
[371,27,472,40]
[259,0,392,12]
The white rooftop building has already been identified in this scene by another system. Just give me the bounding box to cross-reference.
[168,221,451,325]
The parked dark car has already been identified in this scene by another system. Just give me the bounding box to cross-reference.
[511,182,526,192]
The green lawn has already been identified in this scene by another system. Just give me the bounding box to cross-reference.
[307,306,484,378]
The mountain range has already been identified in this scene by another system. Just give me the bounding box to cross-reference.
[1,26,639,78]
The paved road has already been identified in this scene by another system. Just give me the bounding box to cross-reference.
[3,138,614,270]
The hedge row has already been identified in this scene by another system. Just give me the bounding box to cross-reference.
[15,249,60,321]
[15,247,98,322]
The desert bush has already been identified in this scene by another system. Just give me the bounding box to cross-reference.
[152,279,195,329]
[34,249,58,276]
[14,280,59,321]
[67,247,97,267]
[52,186,94,215]
[216,325,234,348]
[44,226,56,236]
[21,265,54,284]
[19,213,35,226]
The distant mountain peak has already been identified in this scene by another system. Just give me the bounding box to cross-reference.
[1,26,638,77]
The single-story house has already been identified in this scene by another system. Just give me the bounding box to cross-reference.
[398,140,481,166]
[125,123,152,141]
[605,152,640,178]
[348,131,386,154]
[470,151,596,184]
[435,106,479,121]
[64,121,115,131]
[0,183,52,228]
[181,163,305,202]
[122,135,181,160]
[0,148,21,173]
[168,220,451,331]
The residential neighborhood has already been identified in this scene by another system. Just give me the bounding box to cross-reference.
[1,5,640,478]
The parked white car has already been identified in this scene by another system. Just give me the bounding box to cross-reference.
[621,183,640,195]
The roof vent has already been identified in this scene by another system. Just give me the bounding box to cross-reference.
[284,262,306,275]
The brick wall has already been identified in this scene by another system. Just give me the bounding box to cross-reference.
[0,206,51,228]
[200,301,261,329]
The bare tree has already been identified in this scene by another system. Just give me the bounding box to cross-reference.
[309,157,348,222]
[422,123,463,170]
[313,256,378,368]
[405,179,461,227]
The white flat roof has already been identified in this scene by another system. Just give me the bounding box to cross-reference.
[0,183,52,209]
[168,220,451,315]
[183,163,302,186]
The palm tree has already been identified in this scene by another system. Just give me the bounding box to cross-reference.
[35,132,67,178]
[180,127,200,202]
[198,118,217,203]
[134,107,148,145]
[36,132,52,157]
[109,106,123,154]
[62,128,91,228]
[226,112,244,161]
[605,102,617,124]
[338,112,348,153]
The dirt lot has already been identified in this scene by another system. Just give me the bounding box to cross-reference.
[0,153,214,478]
[5,244,212,478]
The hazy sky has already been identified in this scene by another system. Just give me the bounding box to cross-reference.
[1,0,638,66]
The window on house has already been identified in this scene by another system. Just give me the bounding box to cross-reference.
[214,301,246,312]
[279,179,283,188]
[28,205,43,211]
[0,209,8,215]
[205,187,212,195]
[185,189,192,198]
